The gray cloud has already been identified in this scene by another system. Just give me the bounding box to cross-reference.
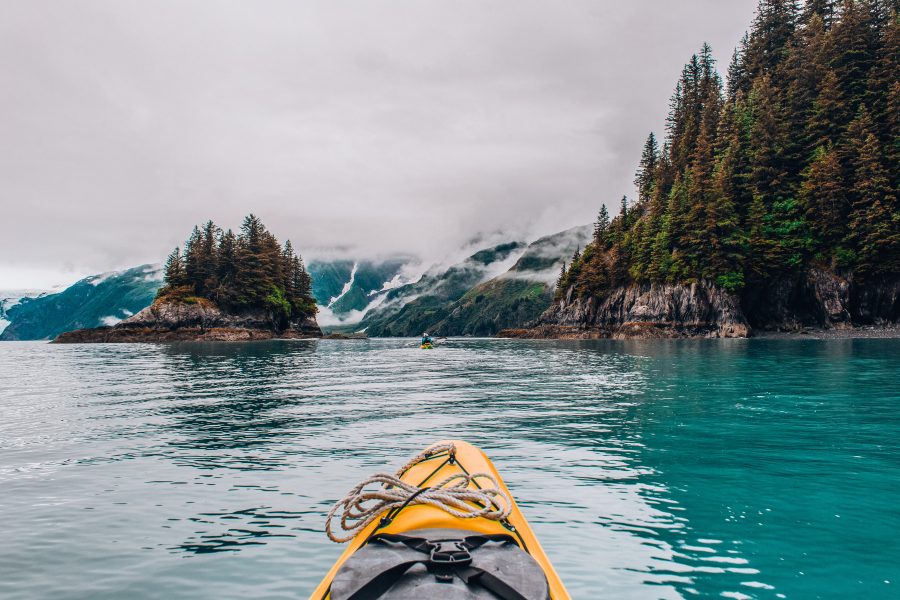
[0,0,759,288]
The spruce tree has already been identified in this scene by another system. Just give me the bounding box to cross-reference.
[746,193,772,280]
[555,261,567,296]
[648,214,674,281]
[866,15,898,145]
[727,35,751,99]
[885,80,900,183]
[744,0,799,84]
[800,144,848,259]
[619,196,630,228]
[183,226,204,293]
[783,14,830,180]
[294,255,313,300]
[214,229,237,305]
[708,135,745,285]
[748,75,789,200]
[634,133,659,205]
[829,0,878,114]
[807,69,850,149]
[163,247,187,288]
[802,0,838,29]
[846,131,898,274]
[593,204,610,246]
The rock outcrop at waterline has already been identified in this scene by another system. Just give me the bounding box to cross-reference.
[52,300,322,343]
[503,280,749,339]
[499,270,899,339]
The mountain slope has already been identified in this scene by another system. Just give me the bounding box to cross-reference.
[0,265,163,341]
[307,258,412,328]
[359,241,527,336]
[0,290,48,336]
[307,260,355,306]
[430,225,591,336]
[358,228,590,337]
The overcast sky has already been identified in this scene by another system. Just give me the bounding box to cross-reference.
[0,0,759,289]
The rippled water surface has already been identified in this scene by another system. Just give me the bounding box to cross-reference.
[1,338,898,599]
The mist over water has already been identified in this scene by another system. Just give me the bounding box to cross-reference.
[1,339,897,599]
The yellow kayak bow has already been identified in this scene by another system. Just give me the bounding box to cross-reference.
[310,440,569,599]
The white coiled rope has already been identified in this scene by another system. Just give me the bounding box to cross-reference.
[325,443,512,543]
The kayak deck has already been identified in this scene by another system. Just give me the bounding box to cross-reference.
[310,440,569,599]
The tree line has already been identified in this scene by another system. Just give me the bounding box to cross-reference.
[159,214,316,321]
[559,0,898,300]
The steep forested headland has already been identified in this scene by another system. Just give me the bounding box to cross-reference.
[55,215,321,342]
[527,0,899,338]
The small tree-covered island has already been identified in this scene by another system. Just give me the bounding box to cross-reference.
[505,0,899,339]
[54,215,322,342]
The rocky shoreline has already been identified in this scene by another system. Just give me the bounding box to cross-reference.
[499,269,898,340]
[497,324,900,340]
[52,299,322,343]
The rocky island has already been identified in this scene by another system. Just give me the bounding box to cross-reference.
[503,6,899,339]
[54,215,321,342]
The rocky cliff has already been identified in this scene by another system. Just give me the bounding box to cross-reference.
[53,299,322,343]
[503,269,899,339]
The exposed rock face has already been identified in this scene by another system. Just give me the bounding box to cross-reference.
[503,270,899,339]
[53,300,322,343]
[526,280,749,339]
[742,269,899,331]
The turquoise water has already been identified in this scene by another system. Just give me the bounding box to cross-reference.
[0,338,898,599]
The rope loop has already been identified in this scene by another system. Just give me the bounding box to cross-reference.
[325,443,511,543]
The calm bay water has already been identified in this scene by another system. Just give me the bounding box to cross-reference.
[0,338,898,599]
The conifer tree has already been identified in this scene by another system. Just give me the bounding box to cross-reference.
[619,196,630,228]
[745,193,772,280]
[293,255,313,300]
[744,0,798,84]
[593,204,610,246]
[783,14,830,176]
[866,15,899,144]
[802,0,838,29]
[634,133,659,205]
[807,69,850,149]
[282,240,296,299]
[846,131,899,274]
[748,75,789,200]
[555,261,567,295]
[829,0,878,113]
[885,81,900,181]
[800,144,848,258]
[648,214,674,281]
[163,247,187,287]
[183,225,204,292]
[843,105,877,178]
[727,34,752,98]
[708,135,745,284]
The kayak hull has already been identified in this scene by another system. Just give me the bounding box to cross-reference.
[310,440,569,599]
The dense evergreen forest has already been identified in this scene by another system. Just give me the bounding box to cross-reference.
[158,214,316,321]
[559,0,898,302]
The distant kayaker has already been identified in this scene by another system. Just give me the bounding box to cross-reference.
[421,332,433,346]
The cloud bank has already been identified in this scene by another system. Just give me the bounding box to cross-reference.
[0,0,758,288]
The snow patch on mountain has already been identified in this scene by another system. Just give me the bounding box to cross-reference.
[0,290,48,335]
[328,262,358,306]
